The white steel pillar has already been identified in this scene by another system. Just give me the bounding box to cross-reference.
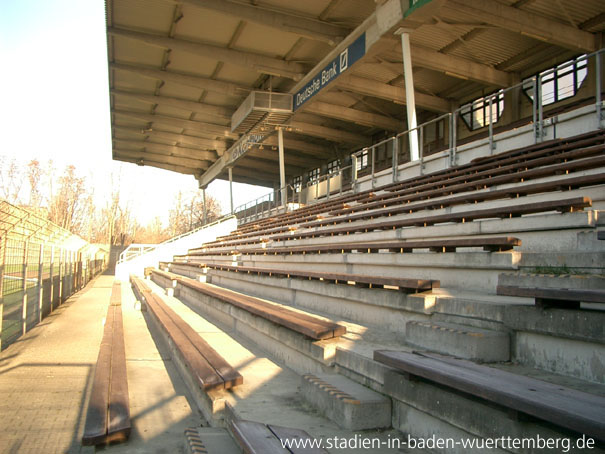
[228,167,234,214]
[400,31,419,161]
[202,187,208,225]
[278,127,287,208]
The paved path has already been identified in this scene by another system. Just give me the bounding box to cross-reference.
[0,274,201,454]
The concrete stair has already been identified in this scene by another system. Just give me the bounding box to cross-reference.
[300,373,391,430]
[405,320,511,362]
[185,427,240,454]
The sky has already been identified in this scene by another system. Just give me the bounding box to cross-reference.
[0,0,271,226]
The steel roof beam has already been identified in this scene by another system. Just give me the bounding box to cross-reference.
[111,62,249,98]
[304,101,402,131]
[335,74,450,113]
[445,0,596,53]
[109,27,307,80]
[289,121,370,145]
[111,89,233,119]
[113,126,228,154]
[114,109,239,140]
[178,0,348,45]
[113,149,208,171]
[112,139,216,161]
[115,154,200,176]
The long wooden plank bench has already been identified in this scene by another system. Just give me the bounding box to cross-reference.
[231,419,328,453]
[270,197,592,242]
[175,262,439,293]
[497,285,605,309]
[187,237,521,257]
[326,172,605,221]
[374,350,605,442]
[131,275,243,390]
[82,282,131,446]
[163,271,346,340]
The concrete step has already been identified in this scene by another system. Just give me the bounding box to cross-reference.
[405,320,510,362]
[185,427,241,454]
[499,272,605,290]
[300,373,391,430]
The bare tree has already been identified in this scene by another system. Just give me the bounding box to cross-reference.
[168,190,222,236]
[48,165,90,235]
[0,157,24,203]
[27,159,43,208]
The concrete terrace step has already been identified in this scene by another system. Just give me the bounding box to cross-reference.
[300,373,391,430]
[185,427,240,454]
[405,320,511,362]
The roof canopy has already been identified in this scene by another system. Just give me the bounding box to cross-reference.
[105,0,605,188]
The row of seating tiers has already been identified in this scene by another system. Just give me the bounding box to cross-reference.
[136,129,605,452]
[211,129,605,245]
[193,132,605,254]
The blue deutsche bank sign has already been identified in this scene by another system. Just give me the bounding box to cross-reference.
[293,33,366,111]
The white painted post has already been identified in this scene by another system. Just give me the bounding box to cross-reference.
[58,248,63,305]
[49,245,55,312]
[202,187,208,225]
[278,127,287,208]
[400,31,419,161]
[0,237,5,351]
[21,241,28,335]
[37,244,44,323]
[228,167,234,215]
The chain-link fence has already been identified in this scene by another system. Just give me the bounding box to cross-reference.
[0,201,107,351]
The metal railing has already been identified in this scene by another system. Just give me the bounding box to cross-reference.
[117,216,231,265]
[351,49,604,187]
[0,201,106,351]
[233,49,604,223]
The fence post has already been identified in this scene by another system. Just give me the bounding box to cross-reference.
[352,154,359,192]
[0,236,7,351]
[326,175,331,201]
[58,248,63,305]
[419,126,424,175]
[37,243,44,323]
[49,245,55,312]
[450,112,457,166]
[21,241,29,336]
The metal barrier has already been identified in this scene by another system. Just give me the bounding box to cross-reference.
[233,49,604,224]
[0,202,106,351]
[351,49,604,187]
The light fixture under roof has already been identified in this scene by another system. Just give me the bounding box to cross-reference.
[231,91,293,135]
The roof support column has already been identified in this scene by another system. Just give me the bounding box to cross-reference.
[228,167,234,215]
[278,127,287,208]
[400,30,420,161]
[201,187,208,225]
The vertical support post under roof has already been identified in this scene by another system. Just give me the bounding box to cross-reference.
[228,167,234,215]
[202,188,208,225]
[278,127,287,208]
[400,31,419,161]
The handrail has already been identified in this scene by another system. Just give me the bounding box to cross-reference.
[117,215,236,264]
[233,48,604,223]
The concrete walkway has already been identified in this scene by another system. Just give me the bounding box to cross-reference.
[0,274,201,454]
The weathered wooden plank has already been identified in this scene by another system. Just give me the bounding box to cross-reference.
[231,420,288,453]
[107,304,131,442]
[497,285,605,306]
[268,424,329,454]
[374,350,605,442]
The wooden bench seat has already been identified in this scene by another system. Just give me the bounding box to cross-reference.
[187,237,521,258]
[374,350,605,442]
[386,132,605,193]
[131,275,243,390]
[231,419,327,453]
[82,282,130,446]
[171,273,346,340]
[270,197,592,242]
[497,285,605,309]
[186,262,439,293]
[328,172,605,220]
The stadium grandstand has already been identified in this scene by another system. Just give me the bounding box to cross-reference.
[1,0,604,452]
